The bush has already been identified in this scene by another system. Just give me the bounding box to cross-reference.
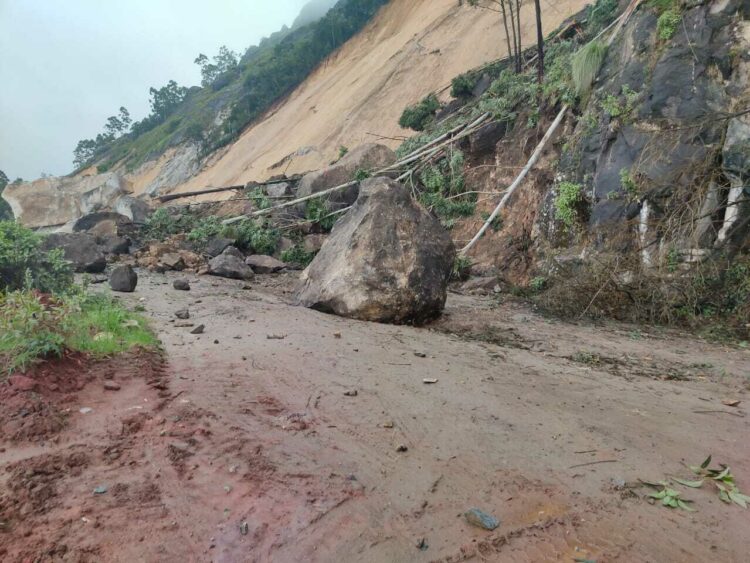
[451,73,478,99]
[187,216,224,246]
[305,198,337,231]
[0,290,157,374]
[587,0,620,37]
[399,94,441,131]
[554,182,584,229]
[280,245,316,268]
[0,221,73,293]
[657,10,681,41]
[228,220,280,254]
[572,41,607,98]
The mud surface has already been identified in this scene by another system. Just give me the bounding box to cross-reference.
[1,271,749,562]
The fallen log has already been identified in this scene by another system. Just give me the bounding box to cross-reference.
[157,185,245,203]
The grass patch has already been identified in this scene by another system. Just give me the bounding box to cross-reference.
[0,290,157,375]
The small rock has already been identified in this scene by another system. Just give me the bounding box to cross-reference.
[266,334,286,340]
[190,324,205,335]
[245,255,287,274]
[109,265,138,293]
[382,421,394,428]
[213,339,219,344]
[416,538,428,551]
[423,378,438,384]
[174,321,194,328]
[722,399,741,407]
[396,444,408,453]
[175,309,190,320]
[173,279,191,291]
[344,390,358,397]
[103,381,121,391]
[464,508,499,531]
[240,521,249,536]
[79,407,94,414]
[93,485,108,495]
[333,332,342,339]
[414,352,427,358]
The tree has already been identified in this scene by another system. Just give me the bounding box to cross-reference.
[467,0,523,73]
[0,170,12,221]
[195,46,239,87]
[533,0,544,83]
[0,170,8,192]
[148,80,188,121]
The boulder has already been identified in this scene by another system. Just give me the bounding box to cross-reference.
[97,234,130,255]
[245,255,287,274]
[265,182,292,198]
[296,143,397,207]
[72,212,132,236]
[41,233,107,273]
[113,196,152,224]
[208,248,255,280]
[295,177,455,324]
[205,237,235,258]
[109,265,138,292]
[303,234,327,253]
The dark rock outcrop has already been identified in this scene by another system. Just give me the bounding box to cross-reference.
[205,237,235,258]
[109,265,138,292]
[41,233,106,273]
[296,177,455,324]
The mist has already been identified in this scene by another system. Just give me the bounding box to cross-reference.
[0,0,311,181]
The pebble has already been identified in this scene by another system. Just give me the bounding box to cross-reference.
[173,279,191,291]
[175,309,190,320]
[344,390,358,397]
[79,407,94,414]
[103,381,121,391]
[93,485,108,495]
[464,508,499,530]
[396,444,408,452]
[190,324,205,335]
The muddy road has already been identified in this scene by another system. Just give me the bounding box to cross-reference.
[2,271,749,562]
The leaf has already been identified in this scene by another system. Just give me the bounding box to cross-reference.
[650,490,667,499]
[677,500,696,512]
[688,465,702,475]
[700,455,712,469]
[728,491,749,509]
[668,497,679,508]
[672,477,704,488]
[719,490,730,503]
[662,496,671,506]
[713,467,731,481]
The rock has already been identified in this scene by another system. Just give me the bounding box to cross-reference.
[296,143,397,207]
[9,375,38,392]
[160,253,186,271]
[97,234,130,255]
[41,232,107,273]
[205,237,235,258]
[175,309,190,320]
[190,324,205,335]
[173,279,191,291]
[343,390,358,397]
[208,248,254,280]
[113,195,152,224]
[109,265,138,292]
[79,407,94,414]
[265,182,292,198]
[245,255,287,273]
[93,485,108,495]
[303,234,327,253]
[72,211,132,236]
[464,508,499,531]
[103,381,121,391]
[296,177,455,324]
[468,121,508,155]
[396,444,408,452]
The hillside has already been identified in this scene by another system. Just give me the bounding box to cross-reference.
[3,0,590,227]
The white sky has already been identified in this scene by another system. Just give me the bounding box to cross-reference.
[0,0,310,180]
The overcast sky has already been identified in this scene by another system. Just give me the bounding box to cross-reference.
[0,0,311,181]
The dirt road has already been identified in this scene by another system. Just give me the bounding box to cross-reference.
[2,271,749,562]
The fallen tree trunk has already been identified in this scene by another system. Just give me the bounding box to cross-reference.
[157,185,245,203]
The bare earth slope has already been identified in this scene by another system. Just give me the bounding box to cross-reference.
[135,0,590,196]
[2,272,749,561]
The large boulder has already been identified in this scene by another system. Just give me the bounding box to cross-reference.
[41,233,106,273]
[109,265,138,292]
[208,247,255,280]
[72,212,132,236]
[295,143,397,207]
[295,177,455,324]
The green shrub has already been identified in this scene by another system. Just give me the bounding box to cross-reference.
[305,198,337,231]
[229,220,280,254]
[187,216,224,246]
[280,245,316,268]
[354,168,371,182]
[657,10,681,40]
[619,168,640,201]
[338,145,349,159]
[399,93,441,131]
[554,182,584,228]
[451,255,472,281]
[418,150,474,228]
[587,0,620,37]
[451,73,478,99]
[0,291,156,375]
[0,221,73,293]
[572,40,608,98]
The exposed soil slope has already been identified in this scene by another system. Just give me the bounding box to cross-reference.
[133,0,590,197]
[2,271,748,561]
